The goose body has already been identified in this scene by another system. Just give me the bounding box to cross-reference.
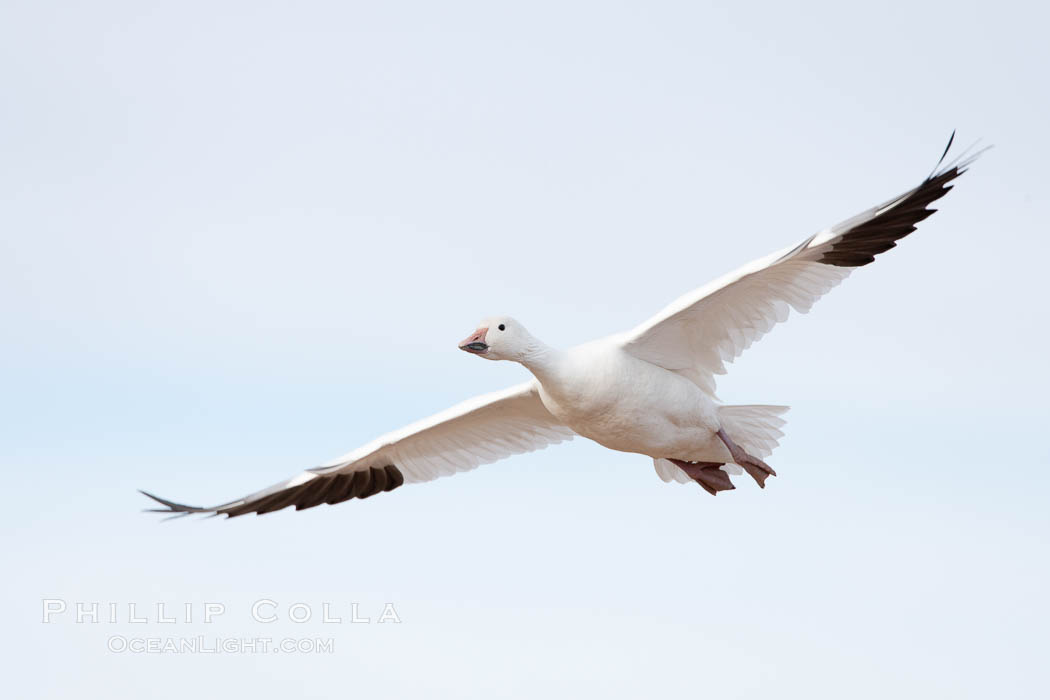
[528,341,725,462]
[143,136,981,518]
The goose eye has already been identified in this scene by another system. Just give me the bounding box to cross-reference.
[498,324,506,331]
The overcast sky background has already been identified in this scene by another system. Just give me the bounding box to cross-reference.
[3,1,1048,697]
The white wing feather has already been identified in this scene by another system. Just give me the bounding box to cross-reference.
[143,381,573,517]
[620,244,851,396]
[316,381,573,483]
[619,148,977,396]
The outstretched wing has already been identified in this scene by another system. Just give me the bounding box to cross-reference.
[620,136,982,396]
[142,381,573,518]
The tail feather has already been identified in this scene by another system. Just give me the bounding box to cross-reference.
[653,404,789,485]
[717,404,789,459]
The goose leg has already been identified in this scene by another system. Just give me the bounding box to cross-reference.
[668,459,735,496]
[716,427,777,488]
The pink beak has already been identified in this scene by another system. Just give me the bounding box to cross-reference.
[458,327,489,354]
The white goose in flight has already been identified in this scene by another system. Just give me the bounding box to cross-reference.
[144,136,981,517]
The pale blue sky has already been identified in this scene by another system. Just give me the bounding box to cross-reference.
[3,1,1048,698]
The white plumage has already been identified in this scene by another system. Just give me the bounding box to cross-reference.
[143,137,981,518]
[317,382,575,484]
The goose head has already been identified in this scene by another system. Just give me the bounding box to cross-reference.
[458,316,537,362]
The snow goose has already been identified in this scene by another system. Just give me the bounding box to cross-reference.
[143,135,981,516]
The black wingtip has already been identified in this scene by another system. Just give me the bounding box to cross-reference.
[139,489,209,514]
[930,132,991,180]
[929,130,956,178]
[817,134,981,269]
[140,489,178,508]
[941,130,956,163]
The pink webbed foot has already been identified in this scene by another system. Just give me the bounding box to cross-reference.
[668,459,735,496]
[716,428,777,488]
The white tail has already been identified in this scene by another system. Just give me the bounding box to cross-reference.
[653,404,788,483]
[717,404,788,459]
